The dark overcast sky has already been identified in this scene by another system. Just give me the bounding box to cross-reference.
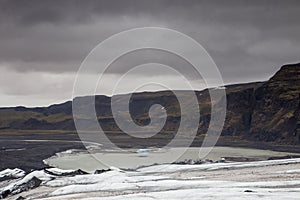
[0,0,299,106]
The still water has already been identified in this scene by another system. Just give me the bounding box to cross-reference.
[44,146,299,172]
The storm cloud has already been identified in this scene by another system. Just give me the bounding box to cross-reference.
[0,0,300,106]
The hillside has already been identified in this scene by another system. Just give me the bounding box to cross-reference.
[0,63,300,145]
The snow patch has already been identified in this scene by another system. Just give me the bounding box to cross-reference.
[0,168,25,179]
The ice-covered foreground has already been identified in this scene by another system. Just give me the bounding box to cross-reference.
[2,158,300,199]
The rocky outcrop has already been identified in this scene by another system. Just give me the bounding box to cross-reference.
[0,169,25,182]
[249,63,300,144]
[44,168,88,177]
[0,168,90,199]
[0,176,41,199]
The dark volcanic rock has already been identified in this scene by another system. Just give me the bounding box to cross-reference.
[0,177,41,199]
[173,159,205,165]
[11,177,41,195]
[94,169,112,174]
[250,63,300,144]
[44,168,88,176]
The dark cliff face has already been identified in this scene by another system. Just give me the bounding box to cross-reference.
[250,63,300,144]
[0,63,300,145]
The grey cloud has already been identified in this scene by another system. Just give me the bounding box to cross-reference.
[0,0,300,106]
[1,0,300,73]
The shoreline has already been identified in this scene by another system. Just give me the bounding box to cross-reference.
[44,146,300,172]
[1,133,300,172]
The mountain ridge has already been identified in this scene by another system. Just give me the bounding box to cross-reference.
[1,63,300,145]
